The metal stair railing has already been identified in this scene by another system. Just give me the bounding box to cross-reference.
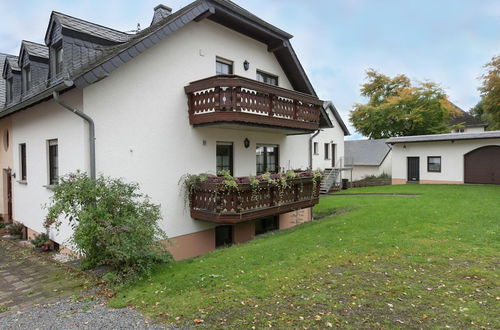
[320,157,344,193]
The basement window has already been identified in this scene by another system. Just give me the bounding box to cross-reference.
[215,225,233,248]
[255,216,279,235]
[427,156,441,173]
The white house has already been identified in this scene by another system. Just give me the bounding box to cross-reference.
[0,1,348,259]
[344,139,391,181]
[388,131,500,185]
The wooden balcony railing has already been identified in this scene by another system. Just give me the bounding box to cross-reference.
[189,175,321,223]
[185,75,323,132]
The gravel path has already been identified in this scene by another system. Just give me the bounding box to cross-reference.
[0,297,169,329]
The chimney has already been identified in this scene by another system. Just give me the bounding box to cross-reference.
[151,4,172,25]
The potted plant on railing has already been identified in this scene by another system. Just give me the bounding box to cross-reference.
[30,233,52,252]
[182,169,323,209]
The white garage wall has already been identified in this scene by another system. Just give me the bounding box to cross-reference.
[391,138,500,183]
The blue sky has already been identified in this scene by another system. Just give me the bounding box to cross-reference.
[1,0,498,139]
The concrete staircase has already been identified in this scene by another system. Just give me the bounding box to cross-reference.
[320,168,341,194]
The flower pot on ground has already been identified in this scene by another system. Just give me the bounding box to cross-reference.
[6,222,24,239]
[30,233,52,252]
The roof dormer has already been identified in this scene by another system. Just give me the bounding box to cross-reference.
[44,11,131,81]
[2,56,21,106]
[18,40,49,96]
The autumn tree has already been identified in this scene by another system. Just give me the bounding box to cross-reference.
[474,55,500,129]
[350,69,457,139]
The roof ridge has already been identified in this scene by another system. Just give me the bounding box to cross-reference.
[52,10,132,37]
[21,40,47,46]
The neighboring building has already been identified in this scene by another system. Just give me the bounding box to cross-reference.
[0,53,14,221]
[388,131,500,185]
[449,104,487,133]
[344,139,391,181]
[0,1,348,259]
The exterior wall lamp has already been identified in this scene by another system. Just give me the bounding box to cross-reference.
[243,60,249,71]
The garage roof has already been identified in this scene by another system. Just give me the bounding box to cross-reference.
[387,131,500,144]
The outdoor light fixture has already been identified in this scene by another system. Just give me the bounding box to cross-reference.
[243,60,249,71]
[244,138,250,148]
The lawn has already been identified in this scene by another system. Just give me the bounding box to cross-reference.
[109,184,500,328]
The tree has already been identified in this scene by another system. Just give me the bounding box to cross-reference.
[350,69,458,139]
[476,55,500,129]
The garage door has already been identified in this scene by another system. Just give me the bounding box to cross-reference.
[464,146,500,184]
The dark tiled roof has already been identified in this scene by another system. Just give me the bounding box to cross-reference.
[387,130,500,143]
[449,107,486,127]
[53,11,132,43]
[22,40,49,58]
[0,53,7,108]
[344,139,391,166]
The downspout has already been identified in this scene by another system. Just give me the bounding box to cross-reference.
[309,129,321,169]
[52,90,96,180]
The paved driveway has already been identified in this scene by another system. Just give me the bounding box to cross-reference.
[0,238,88,312]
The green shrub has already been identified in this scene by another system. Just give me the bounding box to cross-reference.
[6,222,24,237]
[44,172,171,281]
[0,222,5,229]
[30,233,51,250]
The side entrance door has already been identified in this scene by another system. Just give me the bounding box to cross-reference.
[407,157,420,182]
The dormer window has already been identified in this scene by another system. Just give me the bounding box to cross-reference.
[6,78,13,103]
[22,65,31,93]
[53,44,64,76]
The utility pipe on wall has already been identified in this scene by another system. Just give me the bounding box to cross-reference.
[308,129,321,169]
[52,90,96,179]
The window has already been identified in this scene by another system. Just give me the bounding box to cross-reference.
[216,142,233,175]
[47,139,58,185]
[313,142,318,155]
[427,156,441,173]
[6,78,13,103]
[256,70,278,86]
[19,143,27,181]
[255,216,279,235]
[324,143,330,160]
[22,65,31,93]
[54,45,64,75]
[256,144,279,174]
[454,128,465,133]
[216,58,233,75]
[215,225,233,248]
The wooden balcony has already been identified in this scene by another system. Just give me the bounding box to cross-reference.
[189,175,321,224]
[185,75,323,132]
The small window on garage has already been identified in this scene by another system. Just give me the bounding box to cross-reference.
[427,156,441,173]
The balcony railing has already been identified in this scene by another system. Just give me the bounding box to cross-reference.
[185,75,323,132]
[188,173,321,223]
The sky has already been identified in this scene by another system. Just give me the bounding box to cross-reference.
[0,0,498,139]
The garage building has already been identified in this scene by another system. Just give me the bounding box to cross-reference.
[388,131,500,185]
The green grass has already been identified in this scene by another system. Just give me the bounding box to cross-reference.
[110,184,500,328]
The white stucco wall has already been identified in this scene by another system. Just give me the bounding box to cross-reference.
[81,19,306,238]
[350,151,392,181]
[11,89,87,244]
[391,138,500,183]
